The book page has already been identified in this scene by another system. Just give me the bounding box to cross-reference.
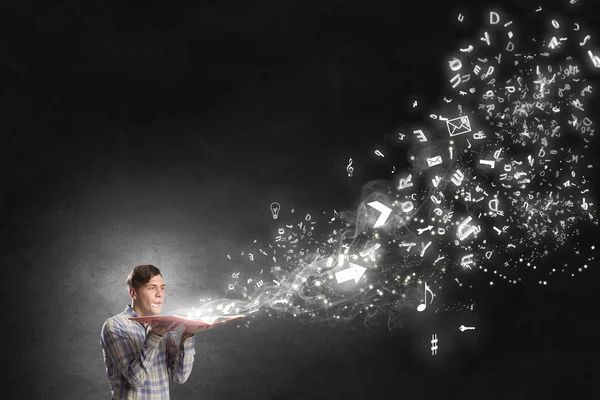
[129,314,244,327]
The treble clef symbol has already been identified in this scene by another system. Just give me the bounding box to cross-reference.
[347,158,354,177]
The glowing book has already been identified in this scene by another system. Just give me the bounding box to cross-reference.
[129,314,245,327]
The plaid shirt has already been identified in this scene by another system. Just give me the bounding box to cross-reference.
[101,305,196,399]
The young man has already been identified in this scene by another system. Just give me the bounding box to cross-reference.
[101,264,209,399]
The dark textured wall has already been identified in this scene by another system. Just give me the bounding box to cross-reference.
[2,0,600,399]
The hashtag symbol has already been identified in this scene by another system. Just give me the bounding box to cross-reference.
[431,334,438,355]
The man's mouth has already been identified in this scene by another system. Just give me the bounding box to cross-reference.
[152,303,162,308]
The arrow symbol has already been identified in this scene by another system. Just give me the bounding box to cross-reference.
[367,201,392,228]
[335,262,367,284]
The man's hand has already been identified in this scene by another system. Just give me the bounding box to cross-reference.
[183,324,213,337]
[149,321,183,337]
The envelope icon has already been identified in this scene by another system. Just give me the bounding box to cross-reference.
[446,116,472,137]
[426,155,443,167]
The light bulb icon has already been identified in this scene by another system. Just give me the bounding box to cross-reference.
[270,202,281,219]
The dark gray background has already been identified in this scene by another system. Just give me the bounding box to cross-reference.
[2,0,599,398]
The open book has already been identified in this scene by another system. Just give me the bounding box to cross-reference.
[129,314,245,327]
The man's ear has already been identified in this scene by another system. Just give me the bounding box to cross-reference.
[129,287,136,300]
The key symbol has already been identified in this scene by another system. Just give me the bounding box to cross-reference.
[459,325,475,332]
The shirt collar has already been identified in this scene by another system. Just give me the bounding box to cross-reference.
[124,304,139,318]
[124,305,149,331]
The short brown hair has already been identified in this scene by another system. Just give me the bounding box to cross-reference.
[126,264,162,290]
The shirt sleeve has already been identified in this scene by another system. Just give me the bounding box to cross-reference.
[101,319,163,387]
[166,332,196,384]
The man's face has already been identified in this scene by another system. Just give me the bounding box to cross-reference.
[131,274,165,316]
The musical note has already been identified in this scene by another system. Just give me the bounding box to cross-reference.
[417,282,434,312]
[582,198,588,210]
[347,158,354,177]
[431,334,438,355]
